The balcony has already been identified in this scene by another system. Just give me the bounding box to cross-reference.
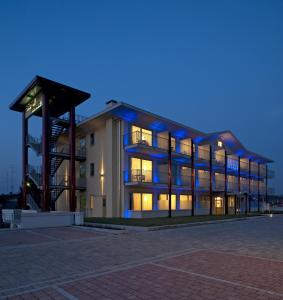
[124,131,192,163]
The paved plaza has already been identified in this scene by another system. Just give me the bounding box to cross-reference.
[0,216,283,299]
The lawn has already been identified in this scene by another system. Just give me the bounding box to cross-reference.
[84,213,263,227]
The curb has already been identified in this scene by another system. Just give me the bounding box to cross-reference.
[84,215,269,232]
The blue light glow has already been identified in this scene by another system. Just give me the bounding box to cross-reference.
[174,130,187,139]
[114,108,137,122]
[124,210,132,218]
[149,121,167,131]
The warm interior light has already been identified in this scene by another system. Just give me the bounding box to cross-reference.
[218,141,223,147]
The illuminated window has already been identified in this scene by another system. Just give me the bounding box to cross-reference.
[228,196,235,207]
[215,197,223,208]
[131,125,152,146]
[218,141,223,147]
[131,193,152,211]
[171,137,176,151]
[131,158,152,182]
[158,194,176,210]
[180,195,192,209]
[90,195,94,209]
[180,138,191,155]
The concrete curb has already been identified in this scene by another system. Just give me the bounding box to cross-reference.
[84,215,269,232]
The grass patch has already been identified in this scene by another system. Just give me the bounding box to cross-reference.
[84,213,262,227]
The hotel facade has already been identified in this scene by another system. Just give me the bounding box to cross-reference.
[10,77,274,218]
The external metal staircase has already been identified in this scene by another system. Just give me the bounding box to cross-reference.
[26,115,87,210]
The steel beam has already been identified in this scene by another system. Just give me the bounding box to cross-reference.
[224,151,228,215]
[191,140,195,216]
[168,132,172,218]
[69,104,76,212]
[209,145,213,215]
[22,112,28,209]
[42,94,50,211]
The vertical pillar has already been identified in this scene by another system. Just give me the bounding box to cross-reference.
[22,112,28,209]
[265,165,268,205]
[236,156,241,215]
[168,132,172,218]
[224,151,228,215]
[69,104,76,212]
[257,163,260,212]
[248,159,251,213]
[191,140,195,216]
[42,94,50,211]
[209,145,213,215]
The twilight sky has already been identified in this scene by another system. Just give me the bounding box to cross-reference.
[0,0,282,194]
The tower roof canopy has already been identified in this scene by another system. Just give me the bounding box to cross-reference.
[9,76,91,117]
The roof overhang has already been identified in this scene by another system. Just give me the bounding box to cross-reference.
[197,130,273,163]
[9,76,91,117]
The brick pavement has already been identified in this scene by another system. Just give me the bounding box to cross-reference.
[0,215,283,299]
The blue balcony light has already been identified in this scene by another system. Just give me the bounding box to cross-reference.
[153,172,159,183]
[123,134,129,146]
[124,170,129,182]
[150,153,167,159]
[195,162,207,167]
[149,121,167,131]
[124,210,132,218]
[174,130,187,139]
[174,157,189,163]
[114,108,137,122]
[194,136,204,144]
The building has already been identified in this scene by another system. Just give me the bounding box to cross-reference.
[10,76,274,218]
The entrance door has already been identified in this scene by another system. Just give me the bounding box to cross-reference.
[215,197,224,215]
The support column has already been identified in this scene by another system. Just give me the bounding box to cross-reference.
[248,160,251,213]
[168,132,172,218]
[191,140,195,216]
[265,165,268,205]
[209,145,213,215]
[69,104,76,212]
[257,163,260,212]
[22,112,28,209]
[236,156,241,215]
[42,94,50,211]
[224,151,228,215]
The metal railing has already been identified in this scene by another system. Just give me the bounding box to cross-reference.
[130,169,153,183]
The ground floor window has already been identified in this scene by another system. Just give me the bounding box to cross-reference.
[131,193,153,211]
[90,195,94,209]
[158,194,176,210]
[199,196,210,208]
[180,194,192,209]
[228,196,235,207]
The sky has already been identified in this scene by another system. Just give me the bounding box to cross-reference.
[0,0,282,194]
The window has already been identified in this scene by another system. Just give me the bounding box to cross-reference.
[131,157,152,182]
[79,162,86,178]
[90,163,94,177]
[180,138,191,155]
[228,196,235,207]
[180,195,192,210]
[171,137,176,151]
[90,133,95,146]
[79,137,86,156]
[131,193,153,211]
[158,194,176,210]
[90,195,94,209]
[131,125,152,146]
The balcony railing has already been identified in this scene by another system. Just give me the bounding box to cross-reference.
[130,169,152,183]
